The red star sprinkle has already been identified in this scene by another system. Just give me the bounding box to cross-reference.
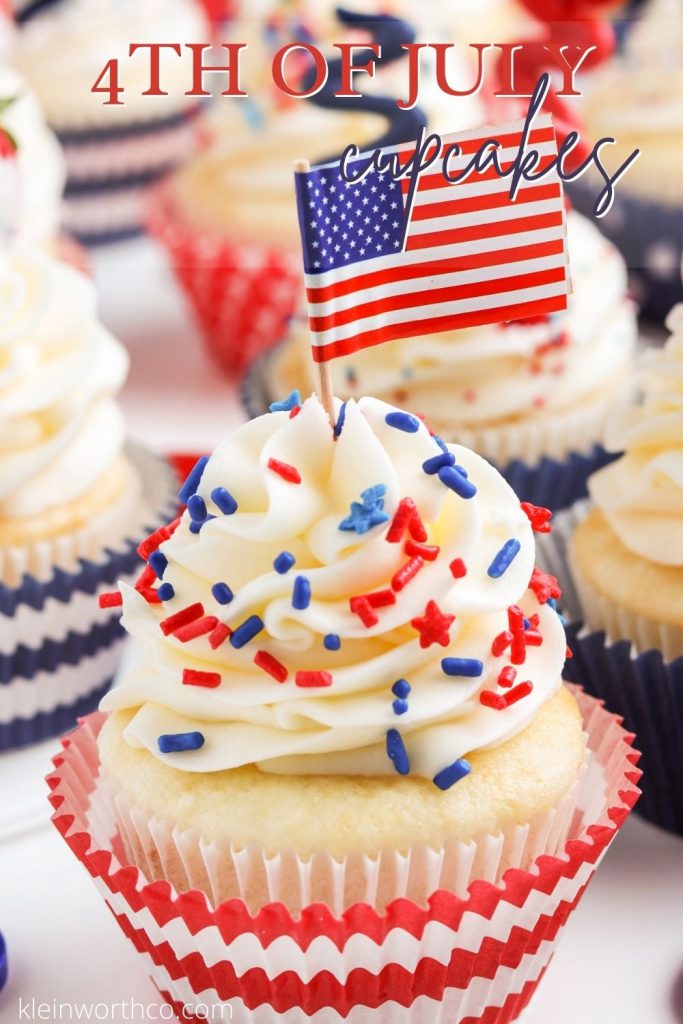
[411,600,455,649]
[520,503,553,533]
[528,567,562,604]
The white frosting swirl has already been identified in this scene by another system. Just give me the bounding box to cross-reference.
[0,246,128,518]
[588,304,683,566]
[103,396,566,780]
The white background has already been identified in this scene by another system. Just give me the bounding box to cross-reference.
[0,237,681,1024]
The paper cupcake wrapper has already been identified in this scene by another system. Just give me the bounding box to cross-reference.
[0,446,178,753]
[537,503,683,835]
[48,689,640,1022]
[568,178,683,325]
[147,185,303,376]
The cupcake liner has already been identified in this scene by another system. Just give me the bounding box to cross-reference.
[568,178,683,325]
[0,446,178,753]
[537,503,683,835]
[47,688,640,1022]
[147,184,303,376]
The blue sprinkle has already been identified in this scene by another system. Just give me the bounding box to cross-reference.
[149,551,167,579]
[229,615,265,649]
[547,598,557,610]
[392,698,409,715]
[211,486,238,515]
[190,514,215,534]
[324,633,341,651]
[273,551,296,574]
[212,582,234,605]
[391,678,411,699]
[523,617,532,630]
[386,729,410,775]
[269,389,302,413]
[339,484,389,534]
[157,582,175,601]
[454,466,468,479]
[158,731,205,754]
[188,494,207,522]
[385,411,420,433]
[441,658,483,677]
[333,401,347,439]
[438,465,477,499]
[487,539,522,579]
[292,575,311,610]
[178,456,209,505]
[433,435,450,455]
[422,451,455,475]
[433,758,472,791]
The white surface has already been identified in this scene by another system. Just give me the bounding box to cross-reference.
[0,236,682,1023]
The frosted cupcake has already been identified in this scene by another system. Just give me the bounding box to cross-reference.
[13,0,208,244]
[0,246,176,751]
[248,210,637,510]
[49,394,640,1021]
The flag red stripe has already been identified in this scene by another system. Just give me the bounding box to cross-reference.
[407,210,565,252]
[410,181,561,222]
[311,294,568,361]
[306,238,565,303]
[308,266,567,333]
[396,124,556,163]
[402,154,558,195]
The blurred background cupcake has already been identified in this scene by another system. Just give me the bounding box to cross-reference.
[12,0,209,245]
[245,209,638,510]
[0,245,176,752]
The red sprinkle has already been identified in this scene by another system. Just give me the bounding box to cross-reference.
[98,590,123,609]
[504,680,534,706]
[391,556,425,592]
[174,615,218,643]
[137,516,181,559]
[407,511,427,543]
[565,644,573,660]
[160,602,204,636]
[491,630,512,657]
[254,650,289,683]
[480,680,533,709]
[386,497,418,543]
[405,539,439,561]
[289,405,302,419]
[525,630,543,647]
[267,457,301,484]
[520,503,553,534]
[182,668,222,689]
[295,670,333,688]
[364,589,397,609]
[411,600,455,649]
[449,558,467,579]
[479,690,506,710]
[350,596,378,627]
[135,564,157,592]
[508,605,527,665]
[498,665,517,688]
[528,567,562,604]
[209,622,232,649]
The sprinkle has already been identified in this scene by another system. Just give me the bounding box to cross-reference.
[188,494,208,522]
[230,615,265,648]
[211,487,238,515]
[479,690,506,710]
[182,668,221,688]
[350,596,378,627]
[98,591,123,609]
[422,451,455,475]
[411,601,455,649]
[160,603,204,636]
[158,731,205,753]
[149,551,168,579]
[405,539,439,561]
[292,575,311,610]
[433,435,450,455]
[528,567,562,604]
[498,666,517,688]
[391,556,425,592]
[386,497,418,543]
[525,630,543,647]
[324,633,341,651]
[481,681,534,709]
[269,389,302,413]
[407,510,427,542]
[254,650,289,683]
[392,699,409,715]
[137,518,181,560]
[190,515,215,533]
[433,758,471,790]
[441,658,483,677]
[157,583,175,602]
[449,558,467,579]
[295,670,333,688]
[386,729,410,775]
[508,605,527,665]
[487,539,521,579]
[178,456,209,505]
[268,458,301,484]
[212,582,234,605]
[566,644,573,660]
[339,484,388,534]
[392,679,411,698]
[289,405,301,418]
[491,630,512,656]
[273,551,296,574]
[334,401,347,438]
[385,410,420,433]
[135,564,156,593]
[364,589,396,608]
[520,502,552,534]
[438,465,477,499]
[209,623,232,649]
[174,615,218,643]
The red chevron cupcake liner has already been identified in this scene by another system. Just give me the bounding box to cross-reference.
[47,687,640,1023]
[147,184,303,376]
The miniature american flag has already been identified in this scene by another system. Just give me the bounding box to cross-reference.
[294,114,570,363]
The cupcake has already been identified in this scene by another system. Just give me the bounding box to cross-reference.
[49,394,640,1021]
[0,245,176,751]
[148,3,485,375]
[575,0,683,321]
[12,0,209,244]
[246,210,638,511]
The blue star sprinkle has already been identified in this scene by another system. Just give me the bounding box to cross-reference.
[270,389,302,413]
[339,484,389,535]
